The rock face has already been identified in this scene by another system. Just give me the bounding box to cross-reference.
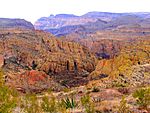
[0,18,34,30]
[63,24,150,58]
[35,12,150,59]
[16,70,62,93]
[0,28,97,92]
[89,40,150,87]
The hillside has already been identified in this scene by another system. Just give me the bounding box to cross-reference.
[0,15,150,112]
[0,28,97,92]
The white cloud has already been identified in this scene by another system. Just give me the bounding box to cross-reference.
[0,0,150,23]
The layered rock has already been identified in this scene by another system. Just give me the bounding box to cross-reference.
[89,40,150,87]
[15,70,62,93]
[0,28,97,92]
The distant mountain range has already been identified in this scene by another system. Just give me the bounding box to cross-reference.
[0,18,34,30]
[34,12,150,36]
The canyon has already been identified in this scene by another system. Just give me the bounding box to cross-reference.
[0,12,150,112]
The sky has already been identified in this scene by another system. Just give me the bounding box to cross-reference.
[0,0,150,23]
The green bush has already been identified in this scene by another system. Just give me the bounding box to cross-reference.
[133,87,150,109]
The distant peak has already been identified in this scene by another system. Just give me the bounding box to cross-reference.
[55,14,78,18]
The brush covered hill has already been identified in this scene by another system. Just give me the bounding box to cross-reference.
[89,39,150,88]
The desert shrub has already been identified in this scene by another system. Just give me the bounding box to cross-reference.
[81,95,95,113]
[22,94,42,113]
[84,103,95,113]
[0,86,18,113]
[0,68,4,86]
[61,97,78,109]
[41,96,57,113]
[0,68,18,113]
[81,95,90,107]
[57,99,67,113]
[92,87,99,92]
[118,96,131,113]
[60,80,68,87]
[92,97,101,103]
[133,87,150,109]
[112,77,129,88]
[118,87,130,94]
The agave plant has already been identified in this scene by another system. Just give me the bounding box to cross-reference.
[61,97,78,109]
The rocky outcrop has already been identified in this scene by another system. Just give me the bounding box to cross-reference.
[0,28,97,92]
[15,70,62,93]
[89,40,150,83]
[63,25,150,58]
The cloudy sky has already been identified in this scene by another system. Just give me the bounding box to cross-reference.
[0,0,150,23]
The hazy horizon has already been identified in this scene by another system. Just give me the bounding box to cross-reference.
[0,0,150,23]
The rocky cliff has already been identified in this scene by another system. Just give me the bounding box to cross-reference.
[89,39,150,87]
[0,28,97,92]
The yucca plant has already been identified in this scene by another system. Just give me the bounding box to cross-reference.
[61,97,78,109]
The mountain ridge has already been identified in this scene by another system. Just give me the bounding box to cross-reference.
[34,11,150,36]
[0,18,34,30]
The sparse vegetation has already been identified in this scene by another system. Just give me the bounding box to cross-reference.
[133,87,150,110]
[118,96,130,113]
[41,96,57,113]
[0,68,18,113]
[22,94,41,113]
[81,95,95,113]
